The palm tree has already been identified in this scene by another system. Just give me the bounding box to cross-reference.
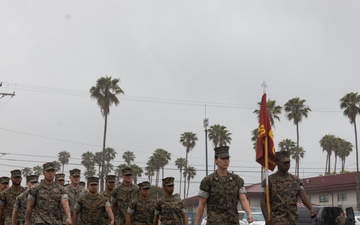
[103,147,117,176]
[58,151,71,173]
[180,132,197,199]
[208,124,232,148]
[123,151,135,165]
[154,148,171,179]
[253,99,282,127]
[129,164,143,184]
[90,76,124,191]
[340,92,360,172]
[284,97,311,176]
[278,139,297,174]
[337,138,353,173]
[52,161,61,172]
[145,163,156,185]
[250,128,258,150]
[278,139,296,152]
[81,151,96,179]
[208,124,232,171]
[320,134,337,175]
[33,165,43,176]
[184,165,196,198]
[291,146,305,176]
[175,157,186,197]
[147,156,160,186]
[94,152,103,177]
[22,167,33,177]
[115,163,128,181]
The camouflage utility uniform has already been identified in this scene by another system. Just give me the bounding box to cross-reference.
[262,171,303,225]
[14,189,36,225]
[65,185,86,225]
[111,183,139,225]
[74,193,111,225]
[154,195,186,225]
[198,171,245,225]
[0,186,26,225]
[28,181,68,224]
[127,196,156,225]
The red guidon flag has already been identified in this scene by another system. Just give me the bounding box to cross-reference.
[256,93,276,171]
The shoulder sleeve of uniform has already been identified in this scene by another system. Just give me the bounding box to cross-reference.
[111,186,119,198]
[199,175,211,192]
[233,174,244,187]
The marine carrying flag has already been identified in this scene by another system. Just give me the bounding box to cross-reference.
[256,93,276,171]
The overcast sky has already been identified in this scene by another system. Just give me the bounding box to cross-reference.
[1,1,360,197]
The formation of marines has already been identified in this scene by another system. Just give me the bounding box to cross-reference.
[0,162,189,225]
[0,147,319,225]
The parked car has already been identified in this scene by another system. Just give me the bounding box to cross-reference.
[298,206,355,225]
[242,211,265,225]
[200,211,248,225]
[355,212,360,225]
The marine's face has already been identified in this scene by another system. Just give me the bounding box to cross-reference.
[88,183,98,194]
[140,188,150,198]
[56,180,65,186]
[11,176,22,186]
[0,182,9,191]
[163,184,174,195]
[70,175,80,185]
[106,180,115,190]
[215,157,230,169]
[123,174,133,184]
[43,169,56,181]
[277,160,290,173]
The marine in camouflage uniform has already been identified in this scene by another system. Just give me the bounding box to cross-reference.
[126,181,155,225]
[154,177,187,225]
[101,175,116,224]
[73,177,114,225]
[65,169,86,225]
[0,177,10,193]
[12,175,39,225]
[111,167,139,225]
[55,173,65,187]
[0,170,26,225]
[25,162,72,225]
[195,146,253,225]
[0,177,10,225]
[260,151,315,225]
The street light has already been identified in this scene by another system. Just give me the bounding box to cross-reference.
[203,118,209,176]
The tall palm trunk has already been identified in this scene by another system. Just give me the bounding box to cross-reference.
[187,176,190,198]
[296,124,300,177]
[354,121,359,172]
[334,155,338,173]
[100,114,108,192]
[179,168,183,196]
[184,151,188,199]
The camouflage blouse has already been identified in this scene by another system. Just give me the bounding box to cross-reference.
[261,172,303,225]
[154,195,186,225]
[28,181,68,225]
[0,186,26,225]
[74,193,110,225]
[14,189,35,225]
[111,183,139,225]
[127,196,156,225]
[198,171,245,225]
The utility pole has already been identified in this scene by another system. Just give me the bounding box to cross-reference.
[0,82,15,99]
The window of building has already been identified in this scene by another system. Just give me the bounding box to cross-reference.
[338,192,347,202]
[319,194,329,203]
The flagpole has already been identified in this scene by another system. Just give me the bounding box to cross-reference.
[265,137,271,219]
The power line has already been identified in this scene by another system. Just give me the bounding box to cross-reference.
[1,81,343,112]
